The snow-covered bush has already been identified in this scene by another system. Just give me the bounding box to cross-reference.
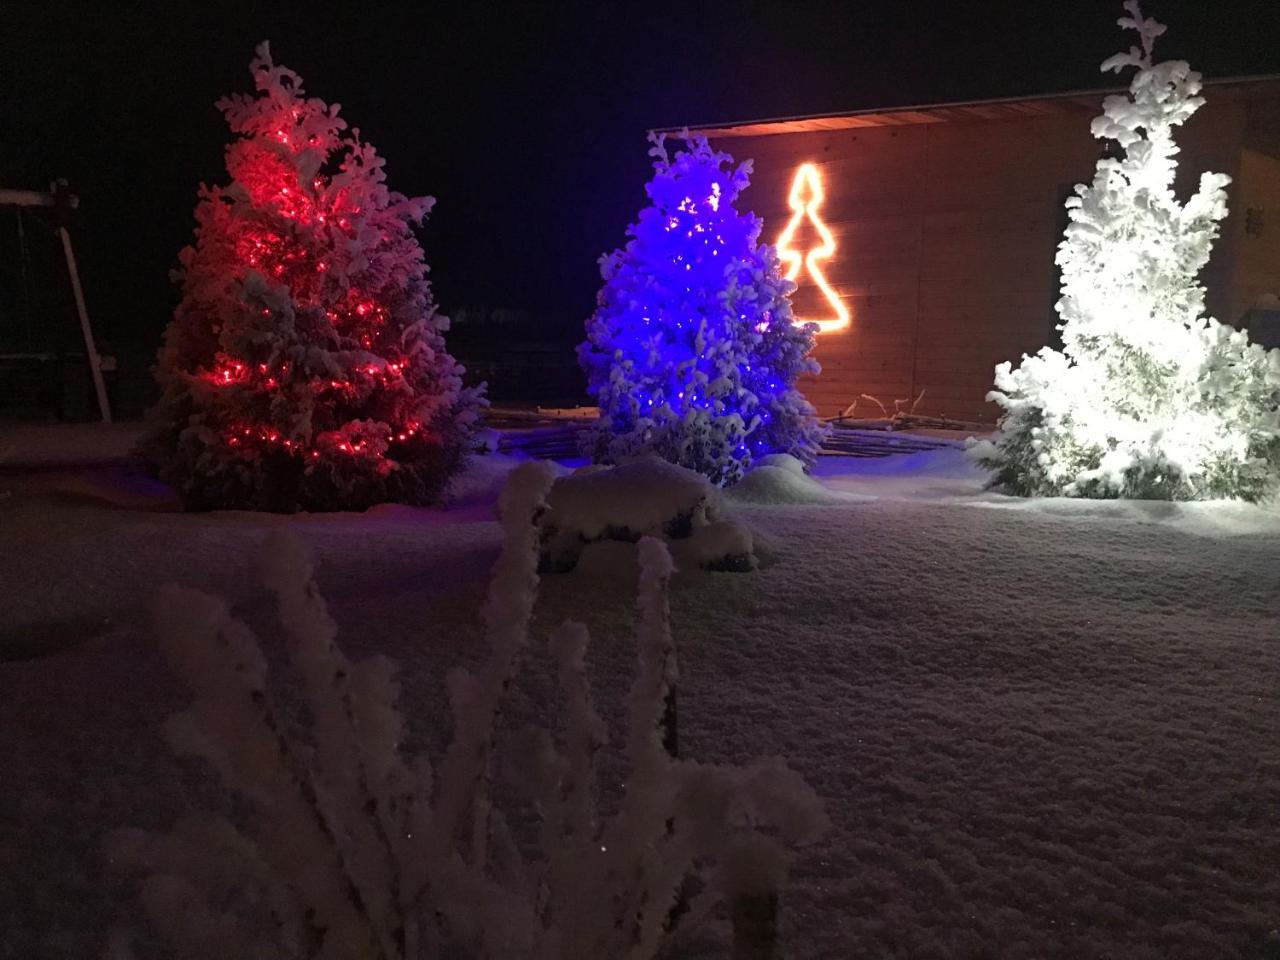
[143,43,483,512]
[727,453,845,505]
[538,457,756,573]
[109,462,825,959]
[973,1,1280,501]
[579,133,828,487]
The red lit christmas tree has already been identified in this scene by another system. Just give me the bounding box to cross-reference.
[146,43,483,511]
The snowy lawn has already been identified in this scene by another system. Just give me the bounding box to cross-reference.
[1,448,1278,958]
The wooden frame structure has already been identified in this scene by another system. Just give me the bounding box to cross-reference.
[0,184,112,422]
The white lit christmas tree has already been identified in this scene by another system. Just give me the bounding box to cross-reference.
[146,43,483,511]
[974,1,1280,501]
[579,133,827,487]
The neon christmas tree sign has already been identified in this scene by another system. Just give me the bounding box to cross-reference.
[775,163,850,334]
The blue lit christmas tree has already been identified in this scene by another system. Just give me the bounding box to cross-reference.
[579,133,826,486]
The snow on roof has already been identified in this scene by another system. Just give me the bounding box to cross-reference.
[663,74,1280,140]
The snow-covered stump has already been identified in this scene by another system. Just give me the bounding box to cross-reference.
[537,457,756,574]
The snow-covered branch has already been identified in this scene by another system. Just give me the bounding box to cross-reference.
[111,463,825,959]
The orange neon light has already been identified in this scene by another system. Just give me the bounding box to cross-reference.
[775,162,850,334]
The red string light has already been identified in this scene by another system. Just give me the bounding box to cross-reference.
[194,83,434,467]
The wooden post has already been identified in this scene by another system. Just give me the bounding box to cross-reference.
[58,225,111,423]
[731,890,780,960]
[661,685,678,758]
[0,188,69,208]
[662,677,692,932]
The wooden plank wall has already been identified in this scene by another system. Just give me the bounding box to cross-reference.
[1228,148,1280,336]
[714,98,1253,422]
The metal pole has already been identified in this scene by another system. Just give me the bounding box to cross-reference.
[58,225,112,423]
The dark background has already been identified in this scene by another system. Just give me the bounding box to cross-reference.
[2,0,1278,413]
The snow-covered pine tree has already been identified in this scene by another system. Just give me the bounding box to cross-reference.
[972,1,1280,501]
[579,133,827,487]
[144,43,483,512]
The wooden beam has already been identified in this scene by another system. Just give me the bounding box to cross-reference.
[2,183,107,420]
[58,226,112,423]
[0,187,79,209]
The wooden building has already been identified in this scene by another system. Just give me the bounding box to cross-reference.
[682,76,1280,422]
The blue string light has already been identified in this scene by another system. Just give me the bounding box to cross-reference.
[578,132,828,486]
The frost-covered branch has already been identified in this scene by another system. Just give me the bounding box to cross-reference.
[112,463,825,959]
[148,584,386,958]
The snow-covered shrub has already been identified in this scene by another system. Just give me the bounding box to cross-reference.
[578,132,828,487]
[973,1,1280,501]
[727,453,845,505]
[109,462,825,959]
[538,457,756,573]
[143,43,483,512]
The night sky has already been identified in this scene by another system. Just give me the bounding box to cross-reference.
[3,0,1278,355]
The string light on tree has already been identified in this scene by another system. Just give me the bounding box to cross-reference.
[579,132,827,486]
[775,163,850,334]
[144,42,483,512]
[973,0,1280,501]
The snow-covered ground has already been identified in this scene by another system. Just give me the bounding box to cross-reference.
[0,421,144,469]
[2,443,1278,958]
